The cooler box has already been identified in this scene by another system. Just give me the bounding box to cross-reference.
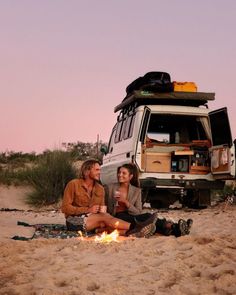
[173,81,197,92]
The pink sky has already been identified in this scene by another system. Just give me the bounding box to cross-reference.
[0,1,235,153]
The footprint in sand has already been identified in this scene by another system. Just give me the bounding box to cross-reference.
[195,237,215,245]
[86,281,100,291]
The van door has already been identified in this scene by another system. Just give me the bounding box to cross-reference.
[135,107,151,170]
[209,107,235,179]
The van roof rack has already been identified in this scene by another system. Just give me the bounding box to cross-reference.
[114,90,215,113]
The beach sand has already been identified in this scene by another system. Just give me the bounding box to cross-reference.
[0,185,235,295]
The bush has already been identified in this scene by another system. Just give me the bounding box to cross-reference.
[0,151,38,164]
[26,150,77,206]
[0,165,29,186]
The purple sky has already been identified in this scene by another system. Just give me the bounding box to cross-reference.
[1,0,236,153]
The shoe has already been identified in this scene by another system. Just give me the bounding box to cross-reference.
[127,222,156,238]
[187,219,193,228]
[128,223,156,238]
[186,219,193,234]
[178,219,189,236]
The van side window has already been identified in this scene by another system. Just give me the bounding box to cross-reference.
[114,119,124,143]
[108,125,116,153]
[128,113,136,138]
[121,117,128,139]
[123,113,136,140]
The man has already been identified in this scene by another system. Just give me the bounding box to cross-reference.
[61,159,156,237]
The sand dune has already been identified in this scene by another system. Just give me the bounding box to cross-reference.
[0,186,235,294]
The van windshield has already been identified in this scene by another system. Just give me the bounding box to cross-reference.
[147,114,209,144]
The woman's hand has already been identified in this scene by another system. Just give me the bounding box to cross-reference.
[114,191,130,208]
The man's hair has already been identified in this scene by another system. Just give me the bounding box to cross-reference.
[79,159,100,179]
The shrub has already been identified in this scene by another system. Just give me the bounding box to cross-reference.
[26,150,77,206]
[0,165,29,186]
[0,151,38,164]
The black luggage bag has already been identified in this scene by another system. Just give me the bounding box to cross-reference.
[126,71,173,96]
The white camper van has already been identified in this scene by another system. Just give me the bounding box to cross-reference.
[101,75,235,208]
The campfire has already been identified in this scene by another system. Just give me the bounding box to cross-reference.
[94,220,120,243]
[94,230,119,243]
[78,229,120,243]
[77,221,123,243]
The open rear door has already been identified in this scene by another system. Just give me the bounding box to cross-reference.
[209,107,235,179]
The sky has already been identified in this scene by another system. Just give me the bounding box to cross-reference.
[0,0,236,153]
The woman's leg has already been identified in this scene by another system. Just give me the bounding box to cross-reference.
[116,212,173,236]
[132,213,153,222]
[115,212,137,224]
[114,211,193,237]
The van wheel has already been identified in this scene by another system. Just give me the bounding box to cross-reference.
[150,200,163,209]
[184,190,211,208]
[148,190,178,209]
[141,189,149,205]
[197,189,211,208]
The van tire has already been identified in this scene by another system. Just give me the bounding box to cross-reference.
[150,200,163,209]
[146,189,179,209]
[141,189,149,205]
[184,189,211,208]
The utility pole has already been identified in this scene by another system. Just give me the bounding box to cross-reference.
[97,134,99,159]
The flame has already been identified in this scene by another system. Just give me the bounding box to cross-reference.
[94,229,119,243]
[78,230,84,240]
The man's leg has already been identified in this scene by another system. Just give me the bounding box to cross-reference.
[85,213,156,238]
[85,213,130,232]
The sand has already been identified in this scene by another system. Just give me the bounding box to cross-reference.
[0,185,236,295]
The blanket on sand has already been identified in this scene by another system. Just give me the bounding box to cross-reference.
[12,221,95,241]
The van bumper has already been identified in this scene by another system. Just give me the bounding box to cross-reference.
[140,177,225,190]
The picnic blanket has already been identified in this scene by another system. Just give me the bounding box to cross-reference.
[12,221,95,241]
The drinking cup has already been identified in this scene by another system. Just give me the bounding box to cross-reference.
[114,190,121,206]
[99,205,107,213]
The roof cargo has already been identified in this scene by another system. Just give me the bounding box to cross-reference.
[173,81,197,92]
[126,71,172,96]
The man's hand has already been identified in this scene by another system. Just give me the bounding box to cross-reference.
[88,205,100,214]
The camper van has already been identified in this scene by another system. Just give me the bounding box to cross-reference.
[100,73,235,208]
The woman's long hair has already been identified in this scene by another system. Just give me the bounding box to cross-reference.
[117,163,140,188]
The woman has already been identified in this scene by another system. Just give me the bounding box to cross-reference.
[105,163,193,237]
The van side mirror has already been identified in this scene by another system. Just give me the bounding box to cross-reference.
[100,145,108,155]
